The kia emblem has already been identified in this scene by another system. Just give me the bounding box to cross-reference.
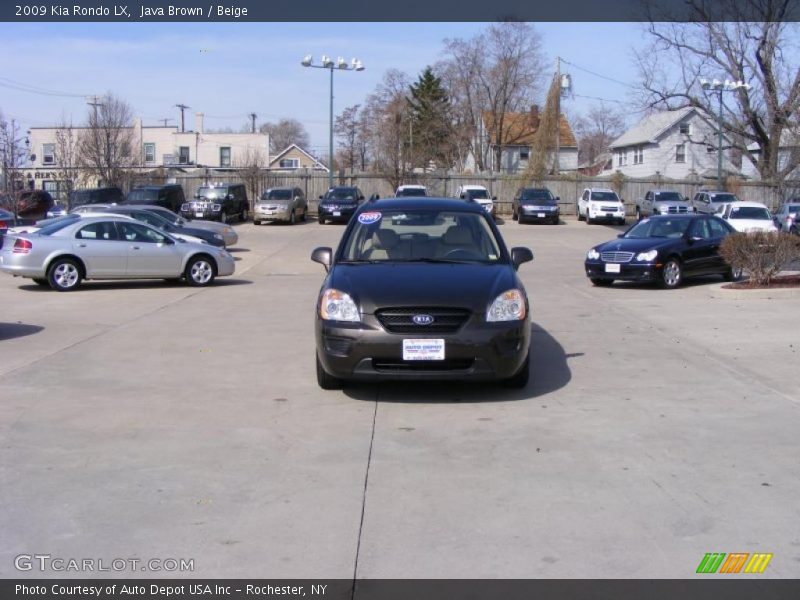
[412,314,435,325]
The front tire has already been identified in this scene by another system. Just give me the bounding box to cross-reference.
[723,266,743,282]
[636,207,642,221]
[503,351,530,389]
[219,210,228,224]
[590,278,613,287]
[577,206,584,221]
[240,205,249,222]
[512,207,518,221]
[318,216,326,225]
[316,354,343,390]
[660,258,683,289]
[47,258,82,291]
[185,255,216,287]
[253,219,260,226]
[289,210,296,225]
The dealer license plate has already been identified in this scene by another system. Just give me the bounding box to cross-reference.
[537,212,546,218]
[195,212,204,218]
[605,263,621,273]
[333,211,341,217]
[402,339,445,361]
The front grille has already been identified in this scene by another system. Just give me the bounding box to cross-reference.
[600,251,634,263]
[663,206,690,214]
[372,358,475,372]
[375,307,471,334]
[600,205,620,212]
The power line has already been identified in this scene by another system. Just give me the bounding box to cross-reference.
[560,58,638,90]
[0,77,91,98]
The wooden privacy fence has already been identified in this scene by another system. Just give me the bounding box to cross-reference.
[130,171,800,217]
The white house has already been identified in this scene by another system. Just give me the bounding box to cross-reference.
[25,112,270,195]
[605,107,739,180]
[268,144,329,172]
[465,106,579,174]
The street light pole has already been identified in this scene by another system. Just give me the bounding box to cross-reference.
[699,78,750,189]
[302,55,365,190]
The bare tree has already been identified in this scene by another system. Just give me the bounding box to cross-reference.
[54,117,79,201]
[77,93,136,189]
[573,102,627,165]
[636,0,800,189]
[335,104,361,171]
[0,111,28,196]
[234,146,267,208]
[440,22,546,173]
[259,118,310,153]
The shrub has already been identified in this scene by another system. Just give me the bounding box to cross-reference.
[719,231,800,287]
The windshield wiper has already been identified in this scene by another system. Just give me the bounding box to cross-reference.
[392,257,479,264]
[337,259,382,264]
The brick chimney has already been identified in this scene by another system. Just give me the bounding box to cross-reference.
[529,105,540,130]
[195,112,204,134]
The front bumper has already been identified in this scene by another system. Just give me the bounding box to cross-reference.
[585,260,658,282]
[255,205,292,222]
[521,206,559,221]
[316,314,529,382]
[214,253,236,277]
[319,205,357,222]
[588,209,625,222]
[180,204,224,221]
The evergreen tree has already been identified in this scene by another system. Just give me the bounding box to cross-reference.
[406,67,454,170]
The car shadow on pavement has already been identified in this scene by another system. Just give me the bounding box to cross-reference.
[0,322,44,341]
[608,274,726,291]
[343,322,573,403]
[17,279,253,292]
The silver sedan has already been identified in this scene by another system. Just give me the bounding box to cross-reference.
[0,216,235,291]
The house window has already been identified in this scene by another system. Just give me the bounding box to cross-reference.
[143,143,155,164]
[178,146,190,165]
[679,123,691,135]
[279,158,299,169]
[220,147,231,167]
[618,150,628,166]
[633,147,644,165]
[675,144,686,163]
[42,144,55,165]
[519,148,530,160]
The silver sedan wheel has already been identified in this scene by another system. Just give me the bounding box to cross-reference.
[187,259,215,286]
[661,260,682,288]
[50,260,81,291]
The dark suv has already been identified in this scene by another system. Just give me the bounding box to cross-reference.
[311,197,534,389]
[318,186,365,224]
[124,185,186,213]
[181,184,248,223]
[0,190,54,223]
[69,187,125,209]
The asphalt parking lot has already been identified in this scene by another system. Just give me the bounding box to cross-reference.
[1,217,798,579]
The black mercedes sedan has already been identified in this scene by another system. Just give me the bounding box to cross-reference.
[584,214,740,289]
[318,187,366,224]
[311,198,534,389]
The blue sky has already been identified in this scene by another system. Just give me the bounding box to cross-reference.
[0,22,643,153]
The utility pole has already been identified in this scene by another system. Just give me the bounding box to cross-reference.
[175,104,190,132]
[249,112,257,134]
[160,118,173,127]
[87,95,104,123]
[554,56,561,175]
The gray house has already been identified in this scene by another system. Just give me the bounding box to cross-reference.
[605,107,738,180]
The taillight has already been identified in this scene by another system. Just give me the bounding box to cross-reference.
[13,238,32,254]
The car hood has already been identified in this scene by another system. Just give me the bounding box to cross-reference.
[594,236,681,253]
[653,200,692,208]
[728,220,776,232]
[330,263,517,314]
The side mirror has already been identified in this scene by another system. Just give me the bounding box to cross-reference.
[359,195,365,201]
[319,195,324,200]
[163,237,175,245]
[555,196,560,201]
[492,196,497,201]
[459,194,466,199]
[510,247,533,270]
[617,233,625,238]
[311,246,333,272]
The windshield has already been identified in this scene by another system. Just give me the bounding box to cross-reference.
[35,214,79,227]
[127,189,158,203]
[340,209,502,264]
[263,189,292,200]
[196,187,228,199]
[729,206,770,220]
[654,192,683,202]
[590,191,620,201]
[396,187,427,197]
[324,188,358,201]
[37,218,79,236]
[624,218,691,239]
[520,189,555,203]
[464,189,489,200]
[709,193,737,203]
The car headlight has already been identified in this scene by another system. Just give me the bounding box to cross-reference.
[586,249,600,260]
[223,227,233,234]
[486,289,526,322]
[636,249,658,262]
[212,204,221,211]
[320,289,360,322]
[180,203,189,211]
[277,204,288,210]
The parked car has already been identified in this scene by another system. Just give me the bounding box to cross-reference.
[124,185,186,213]
[690,190,739,215]
[0,216,235,291]
[68,187,124,209]
[73,203,239,247]
[456,185,496,218]
[46,202,69,219]
[395,185,428,197]
[98,206,226,246]
[512,188,560,224]
[253,187,308,225]
[310,197,534,389]
[719,201,777,233]
[318,186,365,224]
[584,214,740,289]
[635,190,694,220]
[772,201,800,234]
[577,188,626,225]
[0,208,16,234]
[0,190,55,223]
[181,183,248,223]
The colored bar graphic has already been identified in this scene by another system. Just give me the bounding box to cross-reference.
[744,553,773,574]
[719,553,749,573]
[697,552,772,574]
[696,553,726,574]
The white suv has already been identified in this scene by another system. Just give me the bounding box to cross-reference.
[577,188,626,225]
[457,185,496,218]
[395,185,428,197]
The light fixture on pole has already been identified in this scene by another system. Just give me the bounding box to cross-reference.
[301,54,365,189]
[699,78,750,189]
